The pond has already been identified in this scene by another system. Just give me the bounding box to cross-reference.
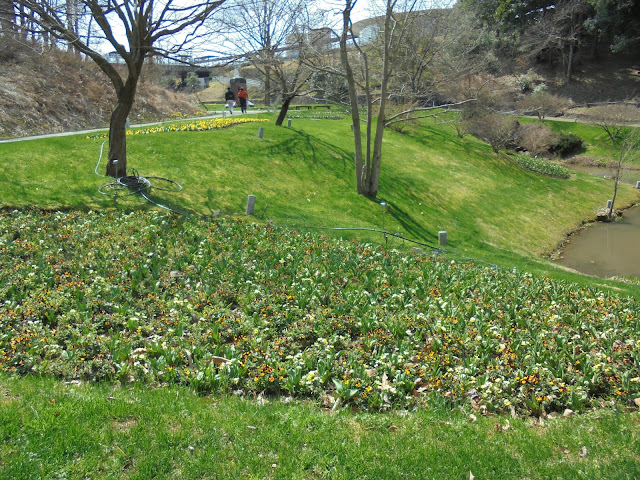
[554,203,640,279]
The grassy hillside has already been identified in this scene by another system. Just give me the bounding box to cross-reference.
[2,114,640,479]
[1,113,638,290]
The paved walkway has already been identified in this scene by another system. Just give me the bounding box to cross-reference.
[0,109,268,144]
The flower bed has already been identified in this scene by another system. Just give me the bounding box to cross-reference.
[87,117,269,139]
[1,210,638,414]
[516,155,570,179]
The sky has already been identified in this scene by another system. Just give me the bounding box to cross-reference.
[93,0,455,57]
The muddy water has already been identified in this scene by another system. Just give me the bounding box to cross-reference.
[555,204,640,278]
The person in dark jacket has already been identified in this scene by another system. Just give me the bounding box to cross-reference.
[224,87,235,114]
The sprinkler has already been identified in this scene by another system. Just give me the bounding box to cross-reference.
[380,202,388,246]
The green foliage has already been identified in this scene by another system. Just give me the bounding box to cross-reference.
[550,132,584,157]
[519,75,533,92]
[533,82,548,95]
[185,72,200,90]
[514,154,570,178]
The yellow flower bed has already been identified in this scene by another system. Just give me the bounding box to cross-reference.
[88,117,268,139]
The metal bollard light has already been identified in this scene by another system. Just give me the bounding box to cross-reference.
[258,127,264,139]
[246,195,256,215]
[112,159,119,206]
[438,231,447,247]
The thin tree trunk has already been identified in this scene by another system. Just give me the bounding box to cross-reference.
[566,39,574,82]
[367,0,395,199]
[0,0,15,37]
[340,1,365,194]
[608,154,622,220]
[264,64,271,108]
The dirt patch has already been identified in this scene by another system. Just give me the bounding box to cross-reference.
[113,417,138,433]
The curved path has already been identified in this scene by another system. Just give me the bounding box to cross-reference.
[0,109,268,144]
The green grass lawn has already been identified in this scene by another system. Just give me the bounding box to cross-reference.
[2,374,639,480]
[1,113,640,479]
[1,113,637,259]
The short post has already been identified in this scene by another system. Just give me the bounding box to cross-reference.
[125,118,130,129]
[438,231,447,247]
[246,195,256,215]
[636,180,640,189]
[223,111,226,118]
[607,199,613,209]
[287,119,292,127]
[380,202,388,246]
[258,127,264,139]
[112,159,119,206]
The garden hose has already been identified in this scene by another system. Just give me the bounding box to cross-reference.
[95,140,183,215]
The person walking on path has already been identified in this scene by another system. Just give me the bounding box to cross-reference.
[237,87,248,114]
[224,87,236,114]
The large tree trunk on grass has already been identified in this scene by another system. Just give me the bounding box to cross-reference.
[106,79,138,177]
[19,0,227,182]
[275,95,295,126]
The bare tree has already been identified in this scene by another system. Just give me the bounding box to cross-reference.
[516,90,569,121]
[17,0,226,177]
[607,129,639,220]
[587,106,640,220]
[463,106,516,153]
[215,0,314,109]
[520,0,590,83]
[337,0,469,198]
[587,104,637,144]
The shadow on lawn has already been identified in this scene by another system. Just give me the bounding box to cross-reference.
[267,129,352,176]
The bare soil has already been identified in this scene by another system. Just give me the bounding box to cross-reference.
[0,38,200,139]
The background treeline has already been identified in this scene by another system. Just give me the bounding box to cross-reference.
[460,0,640,82]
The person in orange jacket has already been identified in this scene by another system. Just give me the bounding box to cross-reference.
[237,87,248,114]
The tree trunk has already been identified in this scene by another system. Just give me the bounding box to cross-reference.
[363,0,394,199]
[340,1,365,195]
[264,64,271,108]
[275,95,295,126]
[66,0,76,52]
[0,0,15,37]
[106,80,137,177]
[566,39,574,82]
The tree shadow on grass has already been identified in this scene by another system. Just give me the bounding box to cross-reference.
[373,184,440,248]
[267,129,352,175]
[403,123,493,159]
